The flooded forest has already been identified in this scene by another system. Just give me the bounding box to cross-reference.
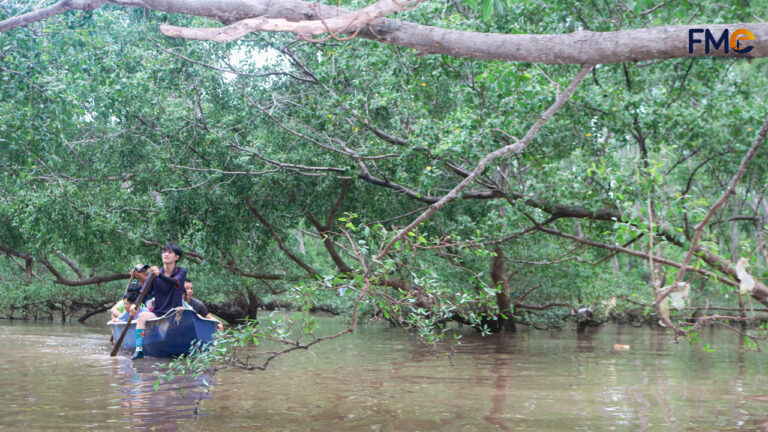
[1,0,768,430]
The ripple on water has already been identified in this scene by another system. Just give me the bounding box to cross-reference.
[0,325,211,431]
[5,321,768,431]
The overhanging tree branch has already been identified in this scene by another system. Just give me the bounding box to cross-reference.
[306,180,354,274]
[534,223,738,287]
[0,0,106,32]
[672,112,768,286]
[54,250,85,279]
[153,14,768,64]
[375,64,594,260]
[0,243,33,261]
[39,257,129,286]
[649,112,768,326]
[244,197,318,276]
[2,1,767,64]
[159,0,427,42]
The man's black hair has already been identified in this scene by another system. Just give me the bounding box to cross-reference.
[124,282,142,302]
[162,242,183,259]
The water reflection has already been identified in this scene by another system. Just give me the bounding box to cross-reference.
[482,334,514,431]
[108,358,212,431]
[6,320,768,431]
[0,323,211,431]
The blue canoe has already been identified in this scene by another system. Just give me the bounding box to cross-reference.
[108,308,218,357]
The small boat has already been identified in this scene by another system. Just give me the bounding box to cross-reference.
[108,307,219,357]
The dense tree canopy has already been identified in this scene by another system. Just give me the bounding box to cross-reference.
[1,0,768,359]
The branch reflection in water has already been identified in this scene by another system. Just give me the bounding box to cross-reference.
[109,358,212,431]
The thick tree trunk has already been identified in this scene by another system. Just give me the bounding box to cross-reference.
[610,255,620,274]
[491,247,515,332]
[208,286,262,323]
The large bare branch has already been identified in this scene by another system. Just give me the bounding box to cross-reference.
[0,0,106,32]
[39,257,128,286]
[2,1,767,64]
[54,250,85,279]
[0,243,33,261]
[157,11,768,63]
[159,0,426,42]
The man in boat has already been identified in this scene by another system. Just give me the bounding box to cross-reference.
[128,243,187,360]
[110,265,150,321]
[110,283,149,322]
[183,280,224,331]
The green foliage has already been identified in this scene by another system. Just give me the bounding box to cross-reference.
[686,328,715,353]
[1,1,767,369]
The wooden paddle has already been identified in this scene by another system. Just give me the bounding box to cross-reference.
[110,272,156,357]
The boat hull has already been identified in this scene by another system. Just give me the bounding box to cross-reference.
[108,308,218,357]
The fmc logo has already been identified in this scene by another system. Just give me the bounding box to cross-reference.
[688,28,755,54]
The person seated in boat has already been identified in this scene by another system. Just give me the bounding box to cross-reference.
[131,263,150,285]
[109,265,149,321]
[111,283,149,322]
[183,280,224,331]
[129,243,187,360]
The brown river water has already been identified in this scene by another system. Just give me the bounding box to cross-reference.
[1,315,768,431]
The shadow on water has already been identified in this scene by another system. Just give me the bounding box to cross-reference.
[0,322,211,431]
